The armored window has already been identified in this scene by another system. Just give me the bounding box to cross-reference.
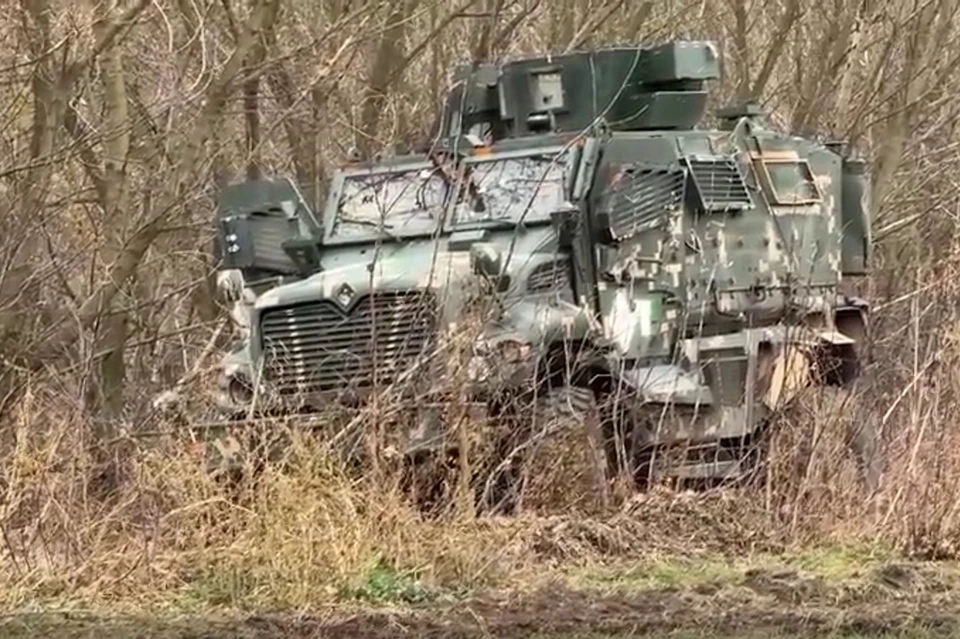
[602,165,686,241]
[759,159,822,205]
[332,169,448,238]
[686,156,753,212]
[451,154,566,226]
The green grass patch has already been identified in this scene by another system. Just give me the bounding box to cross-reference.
[537,632,960,639]
[780,540,895,579]
[560,540,901,595]
[337,556,437,604]
[565,554,738,591]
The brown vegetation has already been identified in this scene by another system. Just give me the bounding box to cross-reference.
[1,0,960,625]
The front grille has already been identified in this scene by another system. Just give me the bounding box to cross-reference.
[259,290,437,394]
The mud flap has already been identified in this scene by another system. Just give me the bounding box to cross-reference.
[761,346,814,411]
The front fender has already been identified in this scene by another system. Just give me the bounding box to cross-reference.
[214,340,256,416]
[467,331,539,398]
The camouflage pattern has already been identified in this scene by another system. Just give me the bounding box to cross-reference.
[204,41,873,488]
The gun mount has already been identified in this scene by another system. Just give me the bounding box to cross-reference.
[439,41,720,144]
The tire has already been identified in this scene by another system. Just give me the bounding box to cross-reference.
[729,418,774,488]
[848,415,881,494]
[476,385,611,515]
[791,385,882,494]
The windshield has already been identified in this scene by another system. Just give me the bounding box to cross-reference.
[331,168,449,238]
[452,154,566,226]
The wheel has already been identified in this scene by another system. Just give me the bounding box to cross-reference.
[780,385,881,494]
[475,385,611,516]
[827,309,868,387]
[727,418,775,488]
[833,312,880,491]
[847,413,881,493]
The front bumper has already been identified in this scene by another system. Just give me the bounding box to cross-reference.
[465,350,537,399]
[188,399,490,474]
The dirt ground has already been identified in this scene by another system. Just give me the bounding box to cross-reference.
[4,563,960,639]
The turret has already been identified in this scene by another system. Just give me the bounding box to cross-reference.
[439,41,721,144]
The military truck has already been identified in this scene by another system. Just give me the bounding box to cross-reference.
[206,40,875,507]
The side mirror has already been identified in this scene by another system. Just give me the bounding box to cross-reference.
[469,242,511,293]
[470,242,502,277]
[840,157,872,275]
[281,237,322,274]
[550,203,580,249]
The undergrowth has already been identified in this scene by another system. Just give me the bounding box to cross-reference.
[2,0,960,620]
[2,356,960,614]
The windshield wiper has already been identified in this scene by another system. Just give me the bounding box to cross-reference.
[339,216,399,239]
[339,216,394,229]
[428,149,486,213]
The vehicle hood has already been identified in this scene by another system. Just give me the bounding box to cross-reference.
[253,249,476,311]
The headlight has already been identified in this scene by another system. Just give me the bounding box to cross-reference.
[228,376,254,404]
[217,366,254,405]
[496,339,532,363]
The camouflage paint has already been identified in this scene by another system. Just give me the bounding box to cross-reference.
[209,41,872,482]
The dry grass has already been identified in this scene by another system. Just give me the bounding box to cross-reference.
[2,369,960,613]
[2,0,960,621]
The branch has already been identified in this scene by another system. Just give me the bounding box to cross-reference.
[394,0,478,81]
[66,0,152,83]
[23,0,280,370]
[264,33,362,205]
[728,0,751,99]
[219,0,241,40]
[177,0,280,189]
[357,0,414,154]
[564,0,630,53]
[63,105,107,203]
[471,0,505,62]
[28,214,166,366]
[490,0,542,53]
[750,0,802,99]
[241,0,278,180]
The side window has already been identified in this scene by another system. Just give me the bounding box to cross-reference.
[760,160,821,205]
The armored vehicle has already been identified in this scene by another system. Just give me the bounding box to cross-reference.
[207,41,874,506]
